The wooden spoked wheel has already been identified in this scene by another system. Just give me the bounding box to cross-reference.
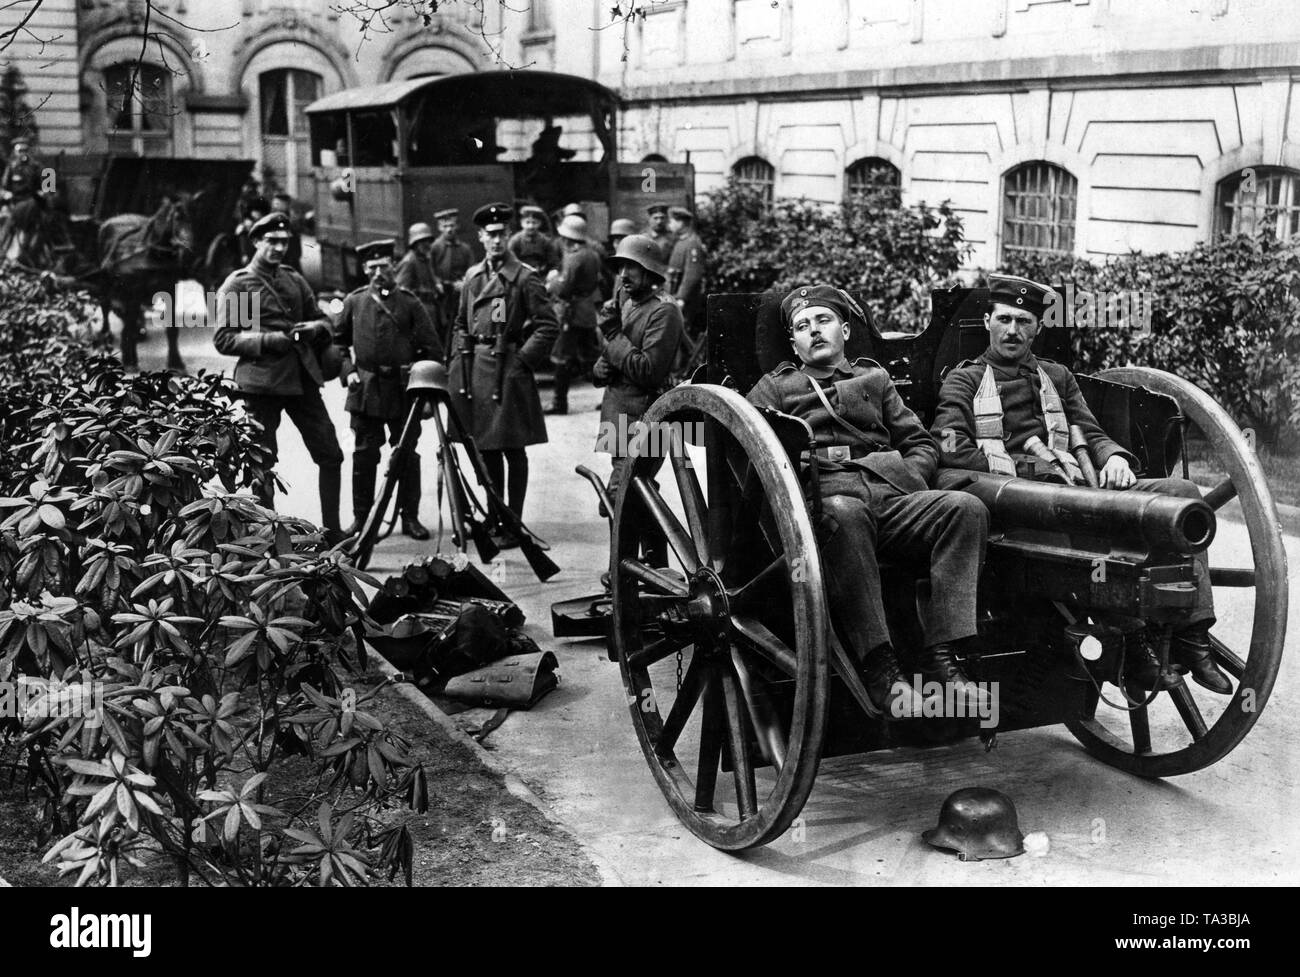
[1066,367,1288,776]
[611,384,828,850]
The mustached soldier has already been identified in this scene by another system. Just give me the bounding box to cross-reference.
[447,202,559,545]
[333,239,444,540]
[746,285,990,715]
[931,274,1229,694]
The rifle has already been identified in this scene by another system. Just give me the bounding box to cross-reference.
[436,392,560,582]
[428,404,500,565]
[348,396,425,572]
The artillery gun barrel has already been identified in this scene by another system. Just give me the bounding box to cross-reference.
[962,475,1215,555]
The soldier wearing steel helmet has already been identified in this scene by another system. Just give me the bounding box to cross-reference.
[601,218,638,300]
[546,213,603,415]
[448,202,559,544]
[394,221,442,333]
[592,235,683,510]
[333,239,444,540]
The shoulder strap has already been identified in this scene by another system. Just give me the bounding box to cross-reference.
[804,373,876,445]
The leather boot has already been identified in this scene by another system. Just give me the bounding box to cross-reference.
[318,462,342,532]
[351,457,377,534]
[862,645,924,717]
[914,642,990,713]
[1172,626,1232,694]
[399,460,428,539]
[1123,630,1185,692]
[547,364,570,414]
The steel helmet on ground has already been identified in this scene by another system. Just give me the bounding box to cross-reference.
[407,222,435,247]
[610,234,668,281]
[922,787,1025,861]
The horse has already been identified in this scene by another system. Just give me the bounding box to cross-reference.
[91,195,195,372]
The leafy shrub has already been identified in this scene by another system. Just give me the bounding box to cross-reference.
[0,267,425,886]
[697,171,971,331]
[1000,234,1300,449]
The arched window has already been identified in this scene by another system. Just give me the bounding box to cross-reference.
[1216,166,1300,240]
[732,155,775,204]
[104,62,172,155]
[259,68,323,199]
[1001,161,1077,261]
[845,156,901,197]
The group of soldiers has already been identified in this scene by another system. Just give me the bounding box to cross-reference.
[211,198,691,557]
[747,276,1229,715]
[209,195,1224,714]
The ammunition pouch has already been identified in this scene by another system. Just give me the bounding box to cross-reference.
[441,650,559,709]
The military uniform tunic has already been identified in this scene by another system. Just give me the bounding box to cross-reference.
[548,241,603,367]
[508,229,561,275]
[747,358,987,654]
[667,230,707,330]
[334,283,443,521]
[212,258,344,522]
[394,249,441,322]
[448,250,559,450]
[431,235,475,345]
[932,349,1213,625]
[593,291,684,503]
[931,350,1134,479]
[648,228,675,264]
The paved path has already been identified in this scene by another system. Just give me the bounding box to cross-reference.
[136,322,1300,886]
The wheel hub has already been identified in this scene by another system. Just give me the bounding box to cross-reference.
[683,567,730,644]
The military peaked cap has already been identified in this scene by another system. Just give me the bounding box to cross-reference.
[357,239,396,265]
[987,274,1057,320]
[668,206,695,222]
[473,202,513,231]
[781,284,861,331]
[434,208,460,220]
[248,212,292,241]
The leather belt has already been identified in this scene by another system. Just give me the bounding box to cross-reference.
[801,443,872,464]
[471,335,516,347]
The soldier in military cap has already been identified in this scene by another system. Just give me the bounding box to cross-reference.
[545,214,604,415]
[431,208,474,349]
[509,204,561,276]
[593,235,683,510]
[746,284,990,715]
[448,202,559,544]
[644,203,674,262]
[214,212,346,537]
[666,206,707,366]
[395,221,442,332]
[931,273,1229,694]
[334,239,444,540]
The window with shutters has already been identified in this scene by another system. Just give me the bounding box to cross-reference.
[1001,161,1077,261]
[1216,166,1300,240]
[732,155,775,204]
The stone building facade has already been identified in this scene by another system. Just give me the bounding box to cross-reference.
[4,0,1300,266]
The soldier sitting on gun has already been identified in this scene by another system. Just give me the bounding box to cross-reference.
[334,239,444,540]
[747,285,991,715]
[931,274,1230,694]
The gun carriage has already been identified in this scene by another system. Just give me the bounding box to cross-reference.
[602,287,1288,850]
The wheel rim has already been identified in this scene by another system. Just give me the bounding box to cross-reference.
[1065,366,1288,776]
[611,383,828,850]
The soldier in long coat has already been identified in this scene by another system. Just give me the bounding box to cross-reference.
[334,239,444,539]
[213,212,345,536]
[448,202,559,541]
[746,285,990,717]
[545,214,603,415]
[931,274,1229,694]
